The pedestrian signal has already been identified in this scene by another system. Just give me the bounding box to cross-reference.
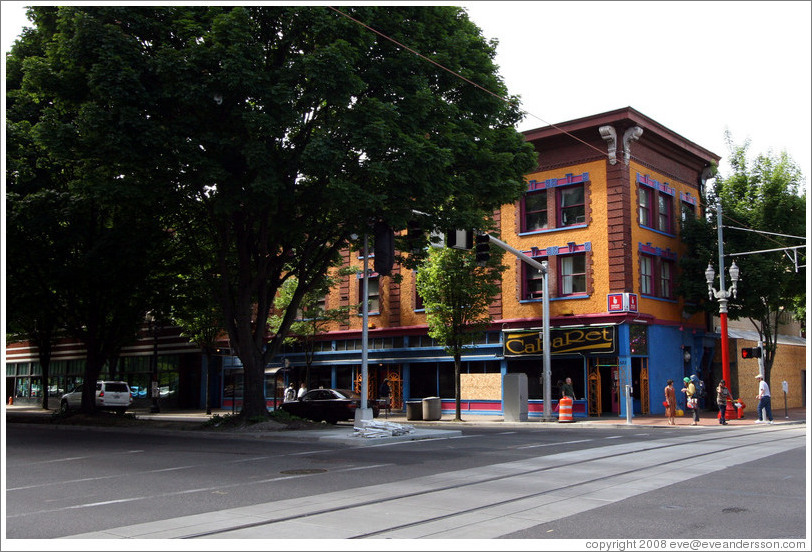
[741,347,762,359]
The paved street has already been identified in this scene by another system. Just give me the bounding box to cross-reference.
[4,409,807,545]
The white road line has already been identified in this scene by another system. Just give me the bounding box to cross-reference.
[8,462,395,518]
[517,439,592,449]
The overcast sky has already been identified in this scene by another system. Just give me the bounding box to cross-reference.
[3,1,811,185]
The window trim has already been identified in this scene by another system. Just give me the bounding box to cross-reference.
[357,273,380,314]
[558,253,587,296]
[521,173,589,234]
[521,189,548,233]
[638,242,677,300]
[522,259,547,301]
[637,173,676,235]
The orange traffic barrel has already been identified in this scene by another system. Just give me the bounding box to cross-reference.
[558,396,574,423]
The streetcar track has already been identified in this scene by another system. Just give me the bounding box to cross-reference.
[179,427,804,539]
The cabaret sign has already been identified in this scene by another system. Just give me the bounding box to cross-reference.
[503,326,616,357]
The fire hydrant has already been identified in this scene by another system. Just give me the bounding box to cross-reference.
[735,399,746,419]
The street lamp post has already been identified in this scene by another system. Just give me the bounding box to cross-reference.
[705,259,739,420]
[147,313,160,413]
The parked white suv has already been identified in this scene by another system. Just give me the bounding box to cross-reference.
[60,381,133,414]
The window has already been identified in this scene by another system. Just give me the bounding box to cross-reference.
[296,295,326,320]
[559,254,586,295]
[522,190,548,232]
[559,185,585,226]
[640,255,653,295]
[524,262,546,300]
[681,201,695,222]
[640,254,674,299]
[414,286,424,311]
[657,193,673,233]
[520,174,589,233]
[413,272,424,311]
[659,259,673,299]
[637,175,676,234]
[639,187,653,227]
[359,275,380,313]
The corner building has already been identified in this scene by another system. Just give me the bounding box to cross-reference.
[5,107,732,417]
[279,107,720,418]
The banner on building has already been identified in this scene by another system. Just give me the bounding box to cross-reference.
[503,326,616,357]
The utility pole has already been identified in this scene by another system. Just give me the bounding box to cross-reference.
[483,234,552,422]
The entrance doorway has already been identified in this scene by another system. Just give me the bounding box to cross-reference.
[588,357,619,416]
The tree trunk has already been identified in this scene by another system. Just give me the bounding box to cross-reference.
[81,343,104,414]
[40,360,50,411]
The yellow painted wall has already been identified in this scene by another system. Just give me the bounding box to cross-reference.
[318,158,709,332]
[628,162,704,326]
[500,160,612,321]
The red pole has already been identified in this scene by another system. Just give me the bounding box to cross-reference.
[720,311,739,419]
[720,312,730,385]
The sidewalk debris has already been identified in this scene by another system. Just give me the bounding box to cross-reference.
[354,419,415,438]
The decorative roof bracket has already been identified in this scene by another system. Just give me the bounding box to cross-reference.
[623,126,643,165]
[599,125,618,165]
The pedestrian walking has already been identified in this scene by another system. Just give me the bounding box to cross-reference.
[664,379,676,425]
[297,382,307,399]
[284,383,296,402]
[754,374,773,424]
[681,376,699,425]
[716,379,731,425]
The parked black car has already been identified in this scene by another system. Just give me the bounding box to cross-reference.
[280,388,380,424]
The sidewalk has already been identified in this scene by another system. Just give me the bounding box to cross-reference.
[6,403,807,429]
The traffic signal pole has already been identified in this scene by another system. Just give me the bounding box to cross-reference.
[483,234,553,422]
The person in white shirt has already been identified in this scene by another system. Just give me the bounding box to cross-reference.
[297,382,307,399]
[754,374,773,424]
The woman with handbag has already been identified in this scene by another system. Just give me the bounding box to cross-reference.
[681,377,699,426]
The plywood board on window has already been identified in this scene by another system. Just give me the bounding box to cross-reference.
[461,373,502,400]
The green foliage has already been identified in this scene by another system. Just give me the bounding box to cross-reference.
[7,5,536,418]
[679,133,805,380]
[416,245,504,354]
[415,240,504,420]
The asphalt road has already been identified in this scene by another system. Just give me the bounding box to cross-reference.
[4,421,808,545]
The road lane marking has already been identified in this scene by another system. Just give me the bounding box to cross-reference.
[516,439,592,449]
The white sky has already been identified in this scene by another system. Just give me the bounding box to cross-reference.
[3,0,811,184]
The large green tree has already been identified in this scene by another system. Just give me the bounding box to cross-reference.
[6,10,180,413]
[678,134,806,387]
[415,240,505,421]
[7,6,535,418]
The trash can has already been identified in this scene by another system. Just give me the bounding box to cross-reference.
[406,401,423,421]
[422,397,441,421]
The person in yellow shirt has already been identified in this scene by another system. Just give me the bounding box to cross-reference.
[681,376,699,425]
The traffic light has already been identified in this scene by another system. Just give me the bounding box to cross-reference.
[373,221,394,276]
[741,347,762,359]
[475,233,491,266]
